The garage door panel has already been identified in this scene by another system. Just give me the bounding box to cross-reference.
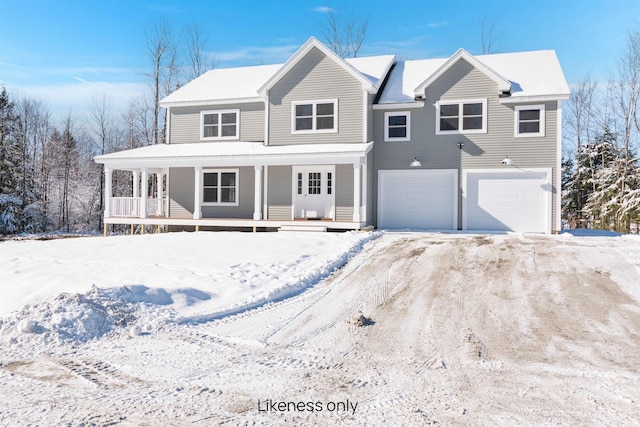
[379,170,457,230]
[465,170,549,233]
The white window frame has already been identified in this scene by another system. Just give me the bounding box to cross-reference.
[384,111,411,142]
[201,169,239,206]
[291,99,338,134]
[435,99,487,135]
[514,104,545,137]
[200,109,240,140]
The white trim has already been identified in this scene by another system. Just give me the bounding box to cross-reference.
[104,168,112,218]
[377,169,458,230]
[264,98,270,145]
[499,94,570,104]
[263,165,269,220]
[253,165,262,220]
[166,106,171,144]
[200,109,240,141]
[161,97,264,109]
[361,161,368,223]
[384,111,411,142]
[291,99,338,134]
[435,99,487,135]
[193,166,202,219]
[362,91,368,143]
[353,163,361,222]
[140,168,148,219]
[414,48,511,95]
[556,100,563,232]
[373,102,424,110]
[514,104,545,137]
[462,168,552,234]
[201,168,240,207]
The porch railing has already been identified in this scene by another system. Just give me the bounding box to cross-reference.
[109,197,167,217]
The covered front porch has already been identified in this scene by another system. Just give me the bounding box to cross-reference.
[95,142,373,234]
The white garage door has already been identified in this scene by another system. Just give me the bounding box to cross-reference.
[378,169,457,230]
[464,170,550,233]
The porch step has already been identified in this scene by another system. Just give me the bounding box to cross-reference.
[278,224,328,232]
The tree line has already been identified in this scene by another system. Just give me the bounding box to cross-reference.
[562,27,640,233]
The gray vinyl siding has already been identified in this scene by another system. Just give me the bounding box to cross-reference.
[268,47,364,145]
[267,166,292,220]
[335,164,354,221]
[170,102,264,144]
[201,167,254,219]
[168,167,254,219]
[168,167,194,218]
[372,58,559,229]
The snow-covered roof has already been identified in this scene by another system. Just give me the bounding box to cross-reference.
[378,50,570,105]
[160,38,395,107]
[94,141,373,168]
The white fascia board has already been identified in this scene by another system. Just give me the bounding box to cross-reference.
[414,48,511,95]
[499,94,570,104]
[258,37,376,96]
[373,102,425,110]
[95,143,374,170]
[160,97,264,108]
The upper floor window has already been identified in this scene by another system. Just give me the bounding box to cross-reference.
[436,99,487,135]
[202,169,238,206]
[201,109,239,140]
[292,99,338,133]
[515,104,545,137]
[384,111,410,142]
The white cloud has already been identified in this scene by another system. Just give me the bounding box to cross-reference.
[312,6,333,13]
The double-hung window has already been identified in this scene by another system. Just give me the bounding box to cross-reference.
[384,111,410,142]
[202,169,238,206]
[201,109,239,140]
[515,104,545,137]
[292,99,338,133]
[436,99,487,134]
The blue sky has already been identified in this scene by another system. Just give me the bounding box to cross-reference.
[1,0,639,119]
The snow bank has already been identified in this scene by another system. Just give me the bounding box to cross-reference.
[0,231,379,347]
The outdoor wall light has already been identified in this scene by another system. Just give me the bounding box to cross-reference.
[410,157,422,167]
[458,142,464,149]
[501,155,513,166]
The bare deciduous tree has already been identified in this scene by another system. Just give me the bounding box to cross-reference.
[320,5,369,58]
[184,22,215,81]
[144,19,179,145]
[480,16,504,54]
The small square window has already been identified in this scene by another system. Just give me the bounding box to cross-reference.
[384,111,411,141]
[515,105,545,137]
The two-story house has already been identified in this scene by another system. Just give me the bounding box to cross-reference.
[94,37,570,234]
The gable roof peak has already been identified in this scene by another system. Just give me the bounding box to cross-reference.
[258,37,380,95]
[413,48,512,95]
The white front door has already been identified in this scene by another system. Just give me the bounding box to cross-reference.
[293,166,335,219]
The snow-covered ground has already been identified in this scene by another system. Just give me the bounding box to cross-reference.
[1,230,639,425]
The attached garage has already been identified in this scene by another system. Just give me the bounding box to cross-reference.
[378,169,457,230]
[463,169,551,233]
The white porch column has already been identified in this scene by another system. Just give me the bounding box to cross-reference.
[193,166,202,220]
[104,168,112,218]
[132,170,139,198]
[353,162,361,223]
[361,161,367,222]
[157,172,164,216]
[140,168,148,219]
[254,165,263,220]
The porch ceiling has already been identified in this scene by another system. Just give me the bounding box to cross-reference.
[94,141,373,169]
